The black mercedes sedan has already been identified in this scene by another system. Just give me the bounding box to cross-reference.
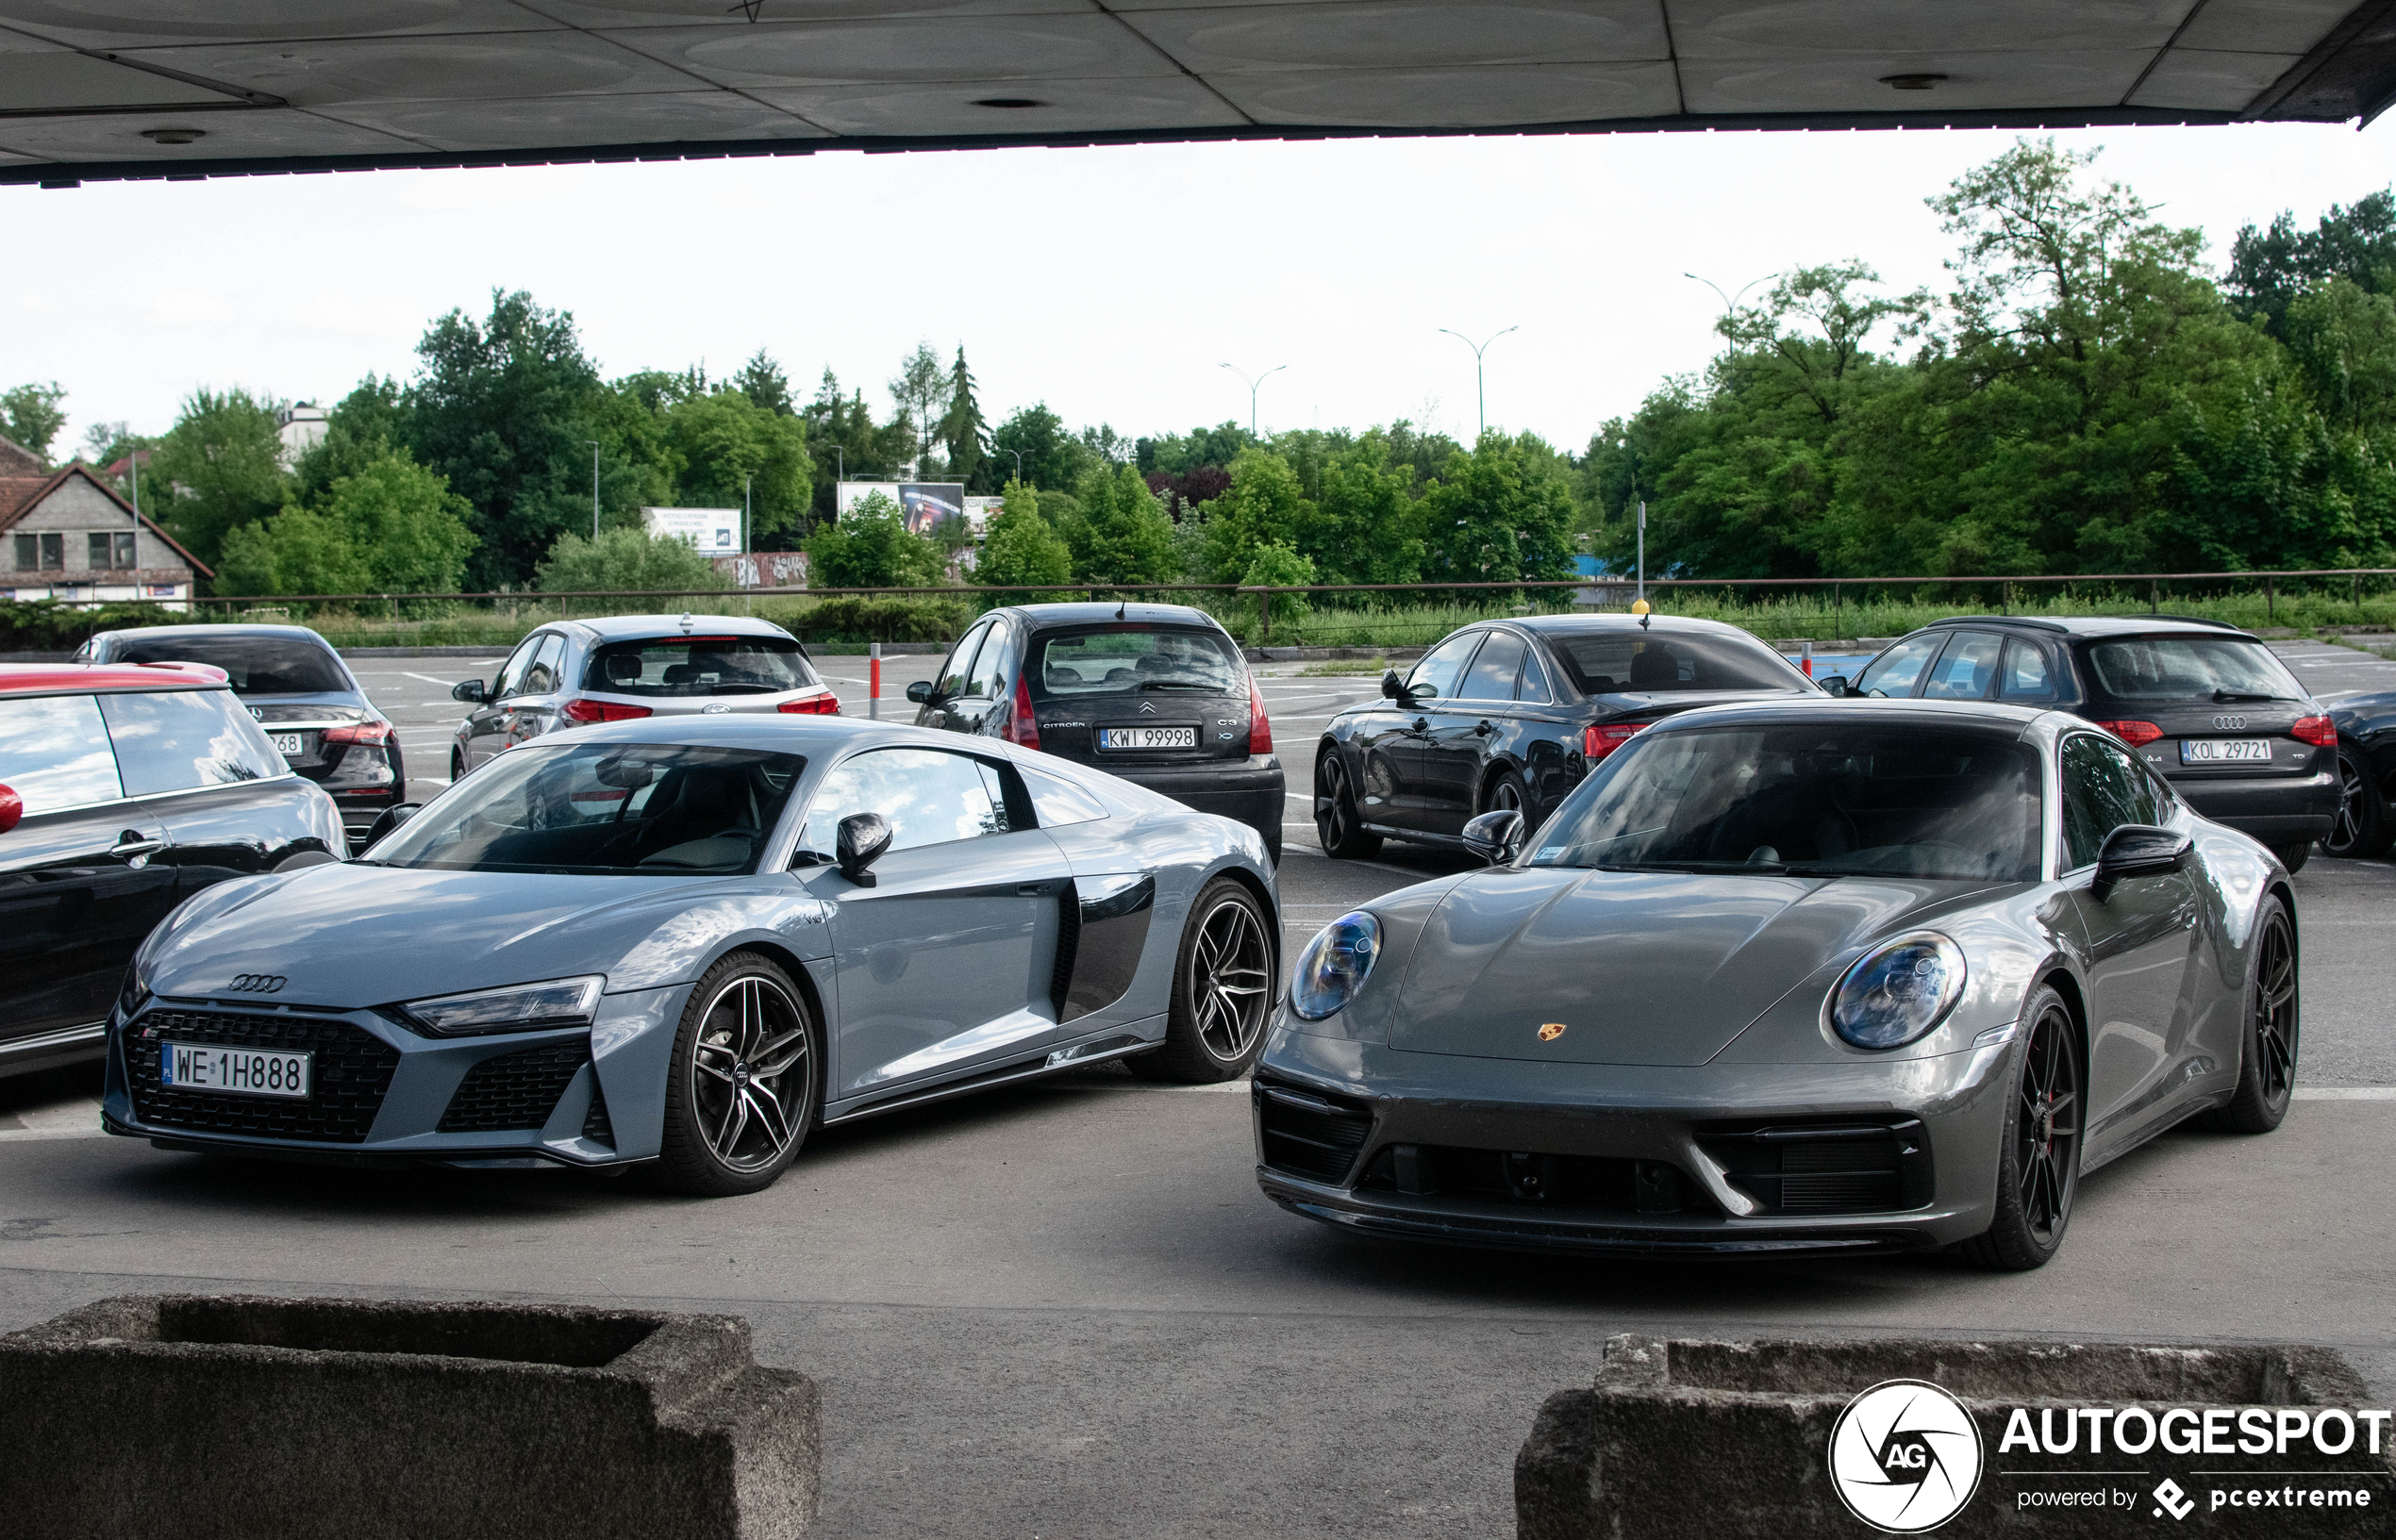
[1824,616,2338,869]
[1311,614,1819,857]
[76,622,404,843]
[2323,689,2396,860]
[907,602,1285,862]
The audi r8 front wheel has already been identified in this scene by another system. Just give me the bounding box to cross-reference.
[657,952,824,1196]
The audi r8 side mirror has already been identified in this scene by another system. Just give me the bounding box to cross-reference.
[2091,823,2191,901]
[359,803,422,853]
[906,680,933,704]
[1462,808,1525,866]
[837,811,893,887]
[1819,675,1850,697]
[451,679,487,704]
[0,784,20,836]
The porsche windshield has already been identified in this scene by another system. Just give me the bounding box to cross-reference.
[1528,723,2043,881]
[364,742,805,875]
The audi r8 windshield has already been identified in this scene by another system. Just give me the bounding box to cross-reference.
[1526,723,2043,881]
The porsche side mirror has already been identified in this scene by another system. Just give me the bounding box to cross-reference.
[2091,823,2190,900]
[1462,808,1525,866]
[1819,674,1850,697]
[0,784,21,836]
[905,680,934,704]
[837,811,893,887]
[358,803,422,852]
[451,679,487,704]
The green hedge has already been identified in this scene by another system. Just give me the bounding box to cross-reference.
[775,596,973,644]
[0,599,193,653]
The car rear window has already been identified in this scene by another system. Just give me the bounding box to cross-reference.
[1551,633,1806,695]
[110,634,349,694]
[2085,638,2305,703]
[1031,627,1243,698]
[100,690,286,795]
[584,636,819,698]
[0,694,124,812]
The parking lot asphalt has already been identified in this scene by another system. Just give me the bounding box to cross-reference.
[2,638,2391,1538]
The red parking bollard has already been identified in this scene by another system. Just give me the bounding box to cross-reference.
[870,642,881,720]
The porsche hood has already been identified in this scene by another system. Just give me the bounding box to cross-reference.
[1385,868,1978,1066]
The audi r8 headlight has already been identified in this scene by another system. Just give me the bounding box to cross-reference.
[117,962,151,1021]
[400,975,605,1036]
[1290,911,1380,1021]
[1826,933,1966,1050]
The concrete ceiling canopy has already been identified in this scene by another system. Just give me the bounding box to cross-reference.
[1,0,2392,183]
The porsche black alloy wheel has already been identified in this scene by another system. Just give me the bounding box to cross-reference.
[1958,985,2080,1271]
[1131,876,1273,1083]
[2324,747,2392,860]
[657,952,822,1195]
[1315,754,1382,859]
[2209,896,2298,1134]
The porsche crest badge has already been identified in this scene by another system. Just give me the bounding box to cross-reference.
[1538,1022,1566,1042]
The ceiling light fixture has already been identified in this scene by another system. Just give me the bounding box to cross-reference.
[1880,74,1946,91]
[972,97,1045,108]
[141,127,205,144]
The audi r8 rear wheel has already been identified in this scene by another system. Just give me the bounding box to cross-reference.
[1956,985,2080,1272]
[2324,747,2391,860]
[1129,876,1273,1084]
[1315,754,1381,860]
[2206,895,2298,1135]
[657,952,823,1196]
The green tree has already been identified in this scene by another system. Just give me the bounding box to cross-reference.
[801,369,910,523]
[1201,448,1312,581]
[940,347,990,490]
[320,449,479,593]
[1067,463,1176,585]
[1,382,67,462]
[1311,436,1424,585]
[658,389,813,541]
[1240,540,1316,632]
[804,490,945,588]
[2228,190,2396,339]
[535,526,728,594]
[732,349,794,416]
[216,506,373,597]
[289,375,410,509]
[989,403,1092,491]
[1417,434,1577,584]
[973,478,1073,589]
[145,387,291,573]
[889,342,946,474]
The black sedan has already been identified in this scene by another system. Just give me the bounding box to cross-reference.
[77,623,404,842]
[0,662,347,1081]
[907,602,1285,862]
[2324,689,2396,859]
[1311,614,1819,857]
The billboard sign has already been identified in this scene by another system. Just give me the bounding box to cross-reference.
[642,506,740,553]
[839,480,963,537]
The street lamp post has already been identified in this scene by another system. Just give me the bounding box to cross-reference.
[1219,363,1286,437]
[585,440,600,539]
[1685,272,1779,352]
[1436,326,1517,439]
[1007,448,1025,484]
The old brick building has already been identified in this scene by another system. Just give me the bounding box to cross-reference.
[0,439,210,607]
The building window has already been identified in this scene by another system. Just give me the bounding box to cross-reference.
[15,533,63,571]
[88,532,137,570]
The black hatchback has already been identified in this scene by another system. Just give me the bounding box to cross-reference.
[77,623,403,842]
[907,603,1285,862]
[1826,616,2338,867]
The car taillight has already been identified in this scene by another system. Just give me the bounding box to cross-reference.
[2096,720,2163,747]
[2292,715,2337,747]
[1004,671,1041,749]
[1582,721,1646,762]
[776,693,840,715]
[1247,672,1273,755]
[559,698,653,724]
[322,720,391,746]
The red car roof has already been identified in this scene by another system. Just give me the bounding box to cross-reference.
[0,661,229,694]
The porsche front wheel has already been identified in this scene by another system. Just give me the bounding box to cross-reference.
[1956,985,2080,1272]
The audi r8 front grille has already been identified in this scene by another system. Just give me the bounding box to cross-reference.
[438,1040,590,1134]
[125,1010,400,1144]
[582,1079,615,1146]
[1255,1080,1373,1183]
[1696,1118,1934,1215]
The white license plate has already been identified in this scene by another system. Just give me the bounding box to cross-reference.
[2181,738,2273,764]
[158,1040,311,1099]
[272,733,306,757]
[1100,726,1197,750]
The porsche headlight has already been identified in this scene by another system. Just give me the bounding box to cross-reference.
[1291,911,1380,1021]
[401,975,605,1036]
[1827,934,1966,1051]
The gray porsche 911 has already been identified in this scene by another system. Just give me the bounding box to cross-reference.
[1253,699,2299,1268]
[104,717,1278,1195]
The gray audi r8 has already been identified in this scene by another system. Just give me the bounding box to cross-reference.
[1254,699,2299,1268]
[105,717,1278,1195]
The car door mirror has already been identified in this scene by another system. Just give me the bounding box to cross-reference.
[1818,674,1849,697]
[359,803,422,852]
[1380,669,1410,704]
[906,680,933,704]
[836,811,893,887]
[451,679,486,704]
[1462,808,1525,865]
[0,784,20,836]
[2091,823,2191,900]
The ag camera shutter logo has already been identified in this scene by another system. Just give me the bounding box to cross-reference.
[1829,1379,1984,1532]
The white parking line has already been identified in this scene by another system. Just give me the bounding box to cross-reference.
[2293,1087,2396,1100]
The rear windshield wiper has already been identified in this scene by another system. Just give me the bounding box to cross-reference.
[1138,679,1222,691]
[2211,689,2286,703]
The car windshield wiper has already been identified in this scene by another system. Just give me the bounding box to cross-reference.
[2211,689,2286,703]
[1138,679,1221,691]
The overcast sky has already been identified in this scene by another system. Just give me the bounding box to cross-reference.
[7,116,2396,461]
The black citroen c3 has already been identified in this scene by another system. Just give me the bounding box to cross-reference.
[1826,615,2339,868]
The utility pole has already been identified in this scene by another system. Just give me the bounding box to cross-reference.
[585,440,601,539]
[1437,326,1517,439]
[1219,363,1286,437]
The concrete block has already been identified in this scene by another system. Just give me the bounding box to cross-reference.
[0,1294,819,1540]
[1518,1333,2391,1539]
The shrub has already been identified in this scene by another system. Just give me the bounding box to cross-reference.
[781,596,973,644]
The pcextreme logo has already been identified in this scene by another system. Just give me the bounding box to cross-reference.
[1829,1380,1986,1533]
